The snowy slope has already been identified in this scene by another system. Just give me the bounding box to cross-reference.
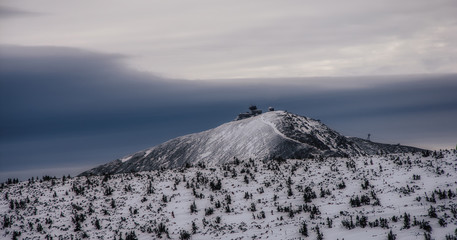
[80,111,424,176]
[1,150,456,239]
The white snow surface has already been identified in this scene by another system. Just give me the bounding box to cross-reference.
[120,156,133,163]
[152,111,298,165]
[1,150,457,239]
[260,114,303,145]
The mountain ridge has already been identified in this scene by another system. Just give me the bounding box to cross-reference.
[80,110,425,176]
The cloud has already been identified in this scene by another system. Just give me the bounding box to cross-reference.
[1,0,456,78]
[1,45,456,181]
[0,5,40,18]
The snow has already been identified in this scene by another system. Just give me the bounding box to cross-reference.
[120,155,133,163]
[260,114,303,145]
[1,150,456,239]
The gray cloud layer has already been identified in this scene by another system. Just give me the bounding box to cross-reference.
[0,5,37,18]
[1,0,456,78]
[1,45,456,181]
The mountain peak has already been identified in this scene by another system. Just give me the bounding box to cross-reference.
[235,105,269,120]
[80,110,425,176]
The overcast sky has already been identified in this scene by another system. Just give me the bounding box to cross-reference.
[1,0,456,79]
[1,1,456,181]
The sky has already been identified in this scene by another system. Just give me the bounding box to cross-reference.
[1,0,456,181]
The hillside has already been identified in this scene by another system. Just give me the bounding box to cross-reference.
[1,150,456,239]
[81,111,424,176]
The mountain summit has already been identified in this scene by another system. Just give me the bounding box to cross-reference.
[80,110,423,176]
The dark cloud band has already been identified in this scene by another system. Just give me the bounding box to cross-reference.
[1,45,456,181]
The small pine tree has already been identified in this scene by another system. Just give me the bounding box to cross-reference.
[388,229,396,240]
[225,194,232,204]
[244,192,250,199]
[95,219,101,230]
[191,221,198,234]
[315,225,323,240]
[403,213,410,229]
[225,204,231,213]
[288,185,293,196]
[147,182,155,194]
[190,201,197,213]
[299,221,308,237]
[3,215,12,228]
[36,223,43,232]
[12,231,21,240]
[74,221,82,232]
[327,217,333,228]
[424,232,431,240]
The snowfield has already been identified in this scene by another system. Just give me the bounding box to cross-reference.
[1,150,456,240]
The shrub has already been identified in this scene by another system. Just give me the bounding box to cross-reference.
[303,187,317,203]
[179,230,191,240]
[356,215,368,228]
[104,186,113,196]
[438,217,447,227]
[419,220,432,233]
[210,179,222,191]
[125,231,138,240]
[205,207,214,216]
[154,222,169,238]
[249,203,256,212]
[12,231,21,240]
[342,216,355,230]
[337,181,346,189]
[428,206,437,218]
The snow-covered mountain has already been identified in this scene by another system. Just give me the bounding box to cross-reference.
[81,111,424,176]
[1,109,454,240]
